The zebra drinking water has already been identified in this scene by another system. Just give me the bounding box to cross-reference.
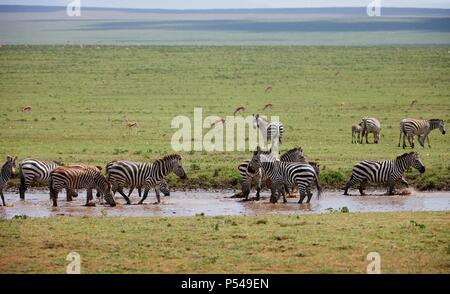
[361,117,381,144]
[19,159,77,200]
[0,156,17,206]
[343,152,425,196]
[50,165,116,207]
[238,147,306,200]
[399,118,446,149]
[248,147,321,204]
[108,154,186,205]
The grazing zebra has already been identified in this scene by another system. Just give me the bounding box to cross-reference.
[343,152,425,196]
[238,147,306,200]
[398,118,446,149]
[19,159,77,200]
[361,117,381,144]
[248,147,321,204]
[50,165,116,207]
[252,114,284,150]
[0,156,17,206]
[105,161,171,202]
[351,122,363,144]
[107,154,186,205]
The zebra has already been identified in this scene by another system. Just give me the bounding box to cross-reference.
[248,147,321,204]
[238,147,305,200]
[398,118,446,149]
[351,122,363,144]
[343,152,425,196]
[107,154,186,205]
[0,156,17,206]
[50,165,116,207]
[361,117,381,144]
[252,114,284,151]
[19,159,78,200]
[105,161,171,203]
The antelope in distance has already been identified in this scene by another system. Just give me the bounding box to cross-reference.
[262,103,273,111]
[265,85,272,93]
[126,119,139,134]
[210,117,225,128]
[233,106,246,115]
[20,105,32,112]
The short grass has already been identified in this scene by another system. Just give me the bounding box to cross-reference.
[0,212,448,273]
[0,46,449,189]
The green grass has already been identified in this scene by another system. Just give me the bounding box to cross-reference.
[0,46,449,189]
[0,212,448,273]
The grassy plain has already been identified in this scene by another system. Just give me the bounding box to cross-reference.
[0,211,448,273]
[0,46,449,189]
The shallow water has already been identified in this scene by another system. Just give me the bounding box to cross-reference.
[0,189,449,219]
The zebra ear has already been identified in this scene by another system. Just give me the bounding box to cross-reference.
[254,146,261,155]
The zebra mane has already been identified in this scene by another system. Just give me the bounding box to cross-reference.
[429,119,443,123]
[255,114,268,122]
[282,147,302,156]
[154,154,182,165]
[396,152,415,161]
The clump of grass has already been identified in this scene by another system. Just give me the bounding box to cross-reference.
[12,214,29,220]
[410,220,426,229]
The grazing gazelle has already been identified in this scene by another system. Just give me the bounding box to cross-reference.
[233,106,245,115]
[20,105,32,112]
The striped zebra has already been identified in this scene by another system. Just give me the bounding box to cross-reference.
[252,114,284,149]
[50,165,116,207]
[0,156,17,206]
[248,147,321,204]
[361,117,381,144]
[398,118,446,149]
[19,159,79,201]
[107,154,186,205]
[238,147,306,200]
[106,160,171,201]
[343,152,425,196]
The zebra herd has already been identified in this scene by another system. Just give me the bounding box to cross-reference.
[0,115,446,207]
[0,155,186,207]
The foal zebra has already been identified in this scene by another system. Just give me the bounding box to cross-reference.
[50,165,116,207]
[248,147,321,204]
[19,159,77,200]
[252,114,284,150]
[107,154,186,204]
[0,156,17,206]
[399,118,446,149]
[361,117,381,144]
[343,152,425,196]
[238,147,305,200]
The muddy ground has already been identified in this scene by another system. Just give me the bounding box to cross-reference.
[0,188,449,219]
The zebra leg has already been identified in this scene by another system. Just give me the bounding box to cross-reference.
[138,187,142,197]
[85,189,95,206]
[401,177,409,187]
[138,183,151,204]
[127,185,134,198]
[117,186,131,205]
[255,177,262,201]
[298,186,307,204]
[403,131,407,149]
[154,186,161,204]
[398,130,402,147]
[0,191,5,206]
[386,180,396,195]
[269,185,278,203]
[19,174,27,200]
[358,180,367,196]
[410,134,415,148]
[427,135,431,148]
[344,175,359,195]
[306,186,313,203]
[66,189,73,201]
[50,186,58,207]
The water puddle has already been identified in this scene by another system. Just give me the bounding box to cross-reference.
[0,189,449,219]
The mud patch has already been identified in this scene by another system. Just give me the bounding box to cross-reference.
[0,189,449,219]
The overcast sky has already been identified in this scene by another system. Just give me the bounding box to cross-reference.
[0,0,449,9]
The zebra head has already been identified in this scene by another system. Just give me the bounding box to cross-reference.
[435,119,446,135]
[248,146,263,172]
[3,156,17,175]
[408,152,425,174]
[170,154,187,179]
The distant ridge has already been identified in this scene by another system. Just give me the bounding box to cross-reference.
[1,5,450,16]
